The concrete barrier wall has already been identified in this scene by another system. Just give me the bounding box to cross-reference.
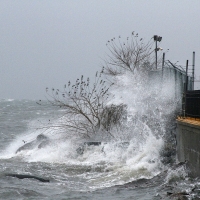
[176,119,200,177]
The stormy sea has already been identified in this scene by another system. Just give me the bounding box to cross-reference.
[0,73,200,200]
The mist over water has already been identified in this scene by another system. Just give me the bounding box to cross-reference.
[0,72,195,199]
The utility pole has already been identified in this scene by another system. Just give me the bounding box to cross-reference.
[154,35,162,69]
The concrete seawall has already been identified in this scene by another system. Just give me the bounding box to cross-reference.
[176,118,200,177]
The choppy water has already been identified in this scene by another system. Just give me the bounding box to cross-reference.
[0,74,200,199]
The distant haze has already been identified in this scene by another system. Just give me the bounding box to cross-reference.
[0,0,200,100]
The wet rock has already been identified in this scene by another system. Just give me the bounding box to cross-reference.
[5,173,50,182]
[38,140,50,149]
[76,141,130,155]
[16,134,49,153]
[76,142,102,155]
[160,142,176,165]
[16,141,35,153]
[76,146,84,155]
[172,161,187,169]
[36,134,48,141]
[167,192,174,196]
[84,142,101,146]
[167,191,189,200]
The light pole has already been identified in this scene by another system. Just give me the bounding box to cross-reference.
[154,35,162,69]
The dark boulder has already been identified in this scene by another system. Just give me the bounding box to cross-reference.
[16,134,49,153]
[76,142,102,155]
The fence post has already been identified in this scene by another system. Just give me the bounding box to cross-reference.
[184,60,189,118]
[183,83,186,118]
[162,53,165,80]
[192,51,195,90]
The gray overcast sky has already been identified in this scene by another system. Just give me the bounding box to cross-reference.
[0,0,200,100]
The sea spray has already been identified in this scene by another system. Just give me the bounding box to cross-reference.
[0,71,182,189]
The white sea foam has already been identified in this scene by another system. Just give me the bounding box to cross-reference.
[0,71,180,188]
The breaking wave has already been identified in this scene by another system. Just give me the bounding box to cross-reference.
[0,71,180,189]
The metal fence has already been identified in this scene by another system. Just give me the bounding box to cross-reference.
[148,60,195,117]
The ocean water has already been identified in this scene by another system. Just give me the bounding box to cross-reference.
[0,73,200,200]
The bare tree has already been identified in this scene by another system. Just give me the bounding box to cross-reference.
[103,32,161,76]
[44,69,126,138]
[41,32,162,139]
